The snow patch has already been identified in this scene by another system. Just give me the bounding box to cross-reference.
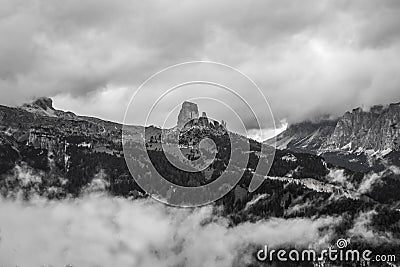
[281,154,297,162]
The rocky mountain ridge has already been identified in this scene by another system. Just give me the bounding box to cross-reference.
[20,97,77,119]
[0,98,355,190]
[270,102,400,155]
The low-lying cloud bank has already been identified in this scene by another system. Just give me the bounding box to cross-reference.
[0,194,338,267]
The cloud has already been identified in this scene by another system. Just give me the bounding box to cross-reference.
[348,210,379,241]
[247,120,287,141]
[358,172,382,194]
[347,210,397,245]
[1,0,400,127]
[327,167,396,196]
[326,169,355,190]
[0,194,339,267]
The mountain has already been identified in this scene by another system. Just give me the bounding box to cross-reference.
[267,117,338,153]
[1,97,400,265]
[177,101,199,129]
[324,104,400,152]
[0,97,354,198]
[20,97,77,119]
[271,102,400,154]
[0,97,397,193]
[267,102,400,173]
[0,98,398,204]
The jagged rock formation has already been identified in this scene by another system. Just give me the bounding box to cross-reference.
[269,102,400,154]
[177,101,199,129]
[31,97,54,110]
[198,111,209,127]
[324,104,400,152]
[21,97,57,117]
[20,97,76,119]
[221,120,227,128]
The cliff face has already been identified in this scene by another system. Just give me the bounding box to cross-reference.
[176,104,227,133]
[363,103,400,151]
[177,101,199,129]
[324,104,400,152]
[269,102,400,154]
[323,106,384,151]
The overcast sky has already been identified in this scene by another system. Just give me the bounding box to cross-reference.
[1,0,400,136]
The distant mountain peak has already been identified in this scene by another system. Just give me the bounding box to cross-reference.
[31,97,55,110]
[20,97,56,117]
[268,100,400,155]
[20,97,77,119]
[21,96,54,109]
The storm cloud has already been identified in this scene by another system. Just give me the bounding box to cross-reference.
[1,0,400,130]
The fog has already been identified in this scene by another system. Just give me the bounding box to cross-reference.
[0,194,338,267]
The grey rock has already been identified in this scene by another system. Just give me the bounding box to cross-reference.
[177,101,199,129]
[324,103,400,152]
[267,101,400,154]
